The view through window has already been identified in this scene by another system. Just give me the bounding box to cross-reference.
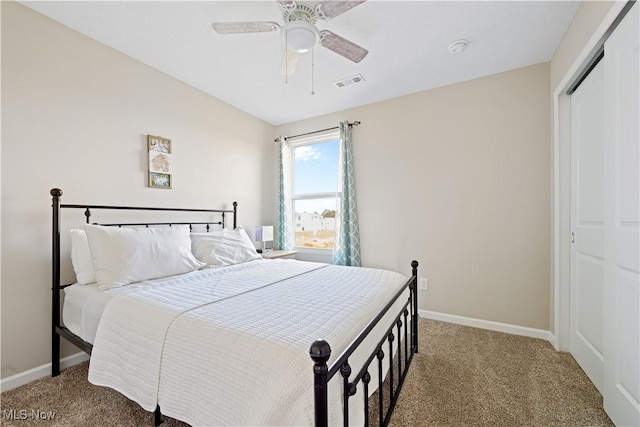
[292,138,340,249]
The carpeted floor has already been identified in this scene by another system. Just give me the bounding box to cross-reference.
[1,319,613,426]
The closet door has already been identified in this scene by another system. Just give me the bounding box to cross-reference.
[570,60,605,393]
[603,3,640,425]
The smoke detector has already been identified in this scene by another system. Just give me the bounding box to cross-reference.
[448,39,468,55]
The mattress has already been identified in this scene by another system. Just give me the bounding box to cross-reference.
[63,283,114,344]
[63,266,225,343]
[87,259,410,426]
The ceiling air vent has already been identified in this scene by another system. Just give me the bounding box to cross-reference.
[333,74,365,89]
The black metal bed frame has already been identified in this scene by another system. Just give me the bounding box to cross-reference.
[50,188,419,427]
[310,260,418,427]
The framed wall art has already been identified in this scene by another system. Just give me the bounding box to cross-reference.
[148,135,173,189]
[149,172,171,189]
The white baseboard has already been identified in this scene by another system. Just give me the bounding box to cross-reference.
[1,352,89,392]
[419,310,555,344]
[548,333,560,351]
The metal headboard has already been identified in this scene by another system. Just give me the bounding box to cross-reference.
[49,187,238,373]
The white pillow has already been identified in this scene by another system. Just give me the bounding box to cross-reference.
[190,226,261,266]
[190,230,225,266]
[84,224,206,290]
[70,229,96,285]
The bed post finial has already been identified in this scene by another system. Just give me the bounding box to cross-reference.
[51,188,62,198]
[310,339,331,427]
[232,201,238,229]
[411,260,419,353]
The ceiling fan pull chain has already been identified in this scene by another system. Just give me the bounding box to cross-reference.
[285,29,289,84]
[311,48,315,95]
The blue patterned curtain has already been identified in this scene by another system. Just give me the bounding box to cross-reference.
[276,136,294,250]
[333,122,361,266]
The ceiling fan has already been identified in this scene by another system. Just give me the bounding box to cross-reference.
[211,1,369,75]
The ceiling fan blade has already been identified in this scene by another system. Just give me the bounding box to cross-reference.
[315,1,366,20]
[319,30,368,63]
[279,50,300,75]
[211,22,280,34]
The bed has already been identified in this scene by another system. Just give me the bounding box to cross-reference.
[50,188,419,426]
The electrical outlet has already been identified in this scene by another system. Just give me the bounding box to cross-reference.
[419,278,428,291]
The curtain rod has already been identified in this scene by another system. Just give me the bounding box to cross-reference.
[274,121,361,142]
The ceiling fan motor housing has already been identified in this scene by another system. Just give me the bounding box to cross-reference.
[282,3,318,24]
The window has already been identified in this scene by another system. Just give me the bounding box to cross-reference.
[290,133,340,250]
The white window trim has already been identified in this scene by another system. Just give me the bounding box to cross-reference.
[288,131,340,253]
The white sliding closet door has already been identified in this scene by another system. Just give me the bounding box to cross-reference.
[570,60,605,393]
[603,2,640,425]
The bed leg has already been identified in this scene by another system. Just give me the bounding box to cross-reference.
[310,340,331,427]
[411,260,419,354]
[154,406,163,426]
[52,332,60,377]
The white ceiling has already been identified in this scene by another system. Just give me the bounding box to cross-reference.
[20,1,580,126]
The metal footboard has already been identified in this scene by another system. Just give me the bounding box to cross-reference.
[311,260,419,427]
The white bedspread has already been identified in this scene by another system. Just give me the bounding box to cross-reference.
[88,259,409,426]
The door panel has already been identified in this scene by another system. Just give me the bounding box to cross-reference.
[575,254,604,354]
[603,2,640,425]
[570,60,605,393]
[615,269,639,403]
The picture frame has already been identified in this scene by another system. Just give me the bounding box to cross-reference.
[149,150,173,174]
[148,135,171,154]
[149,172,172,189]
[147,135,173,189]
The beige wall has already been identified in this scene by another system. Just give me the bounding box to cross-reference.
[1,2,275,378]
[276,63,551,330]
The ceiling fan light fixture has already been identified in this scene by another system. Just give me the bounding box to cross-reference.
[282,20,320,53]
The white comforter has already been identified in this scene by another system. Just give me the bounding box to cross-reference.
[88,259,409,426]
